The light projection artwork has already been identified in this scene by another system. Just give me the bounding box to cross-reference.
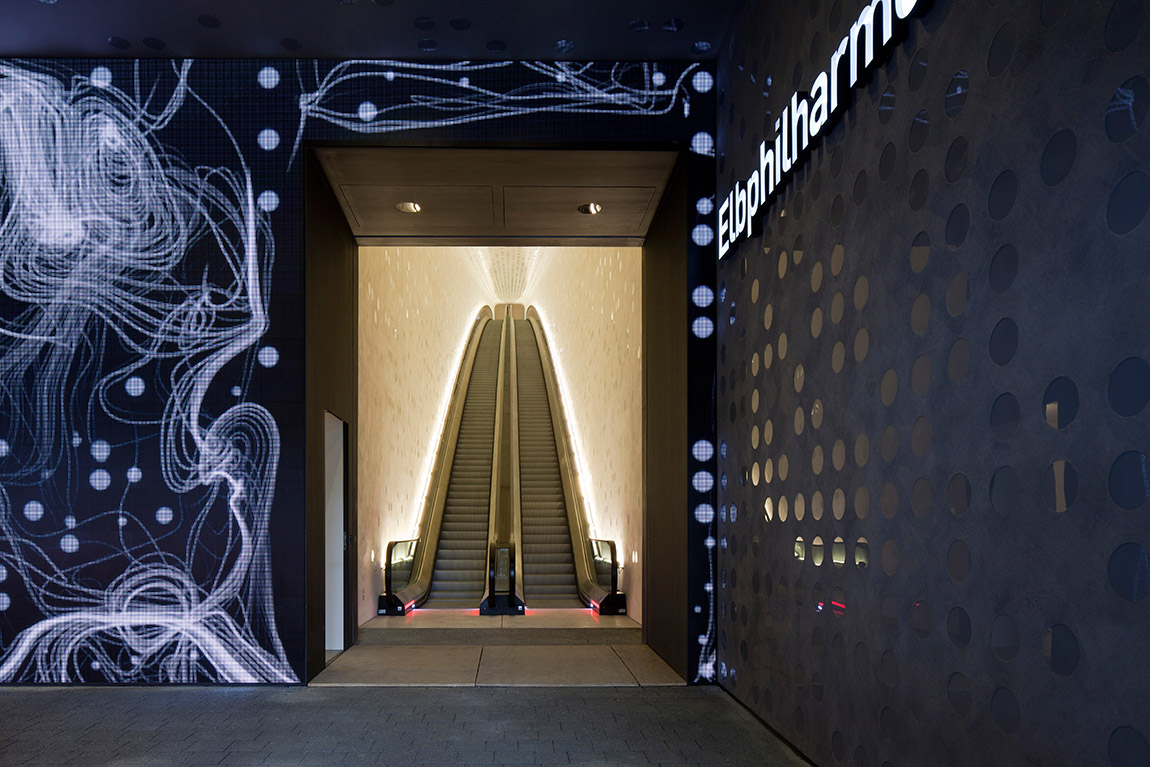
[0,57,715,683]
[290,60,703,158]
[0,61,292,683]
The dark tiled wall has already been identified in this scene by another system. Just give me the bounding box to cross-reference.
[714,0,1149,764]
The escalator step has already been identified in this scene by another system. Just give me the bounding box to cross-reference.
[425,320,502,605]
[516,320,581,603]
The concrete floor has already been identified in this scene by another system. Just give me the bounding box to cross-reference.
[0,686,811,767]
[0,611,808,766]
[313,643,682,686]
[316,607,679,686]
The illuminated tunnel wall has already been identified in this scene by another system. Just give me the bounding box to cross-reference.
[0,59,717,683]
[356,247,494,625]
[356,246,647,626]
[713,0,1150,764]
[525,247,646,621]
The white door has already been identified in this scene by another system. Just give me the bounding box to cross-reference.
[324,411,346,652]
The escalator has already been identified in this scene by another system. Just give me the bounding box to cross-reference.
[378,309,503,614]
[515,320,582,607]
[380,306,624,616]
[424,319,502,606]
[513,311,627,614]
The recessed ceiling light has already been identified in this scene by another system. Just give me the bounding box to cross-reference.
[396,201,421,214]
[578,203,602,215]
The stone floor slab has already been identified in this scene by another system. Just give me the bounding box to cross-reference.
[310,645,481,686]
[612,644,686,686]
[475,644,638,686]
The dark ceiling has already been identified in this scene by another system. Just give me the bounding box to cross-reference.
[7,1,730,61]
[317,147,680,246]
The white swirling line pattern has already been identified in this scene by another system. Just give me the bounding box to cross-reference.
[0,57,714,683]
[0,60,294,682]
[290,60,700,160]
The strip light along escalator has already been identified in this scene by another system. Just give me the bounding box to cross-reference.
[425,319,502,606]
[516,310,626,615]
[378,310,501,614]
[515,319,582,606]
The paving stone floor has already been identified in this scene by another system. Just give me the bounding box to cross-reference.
[0,685,809,767]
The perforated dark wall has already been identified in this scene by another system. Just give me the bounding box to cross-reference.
[713,0,1150,764]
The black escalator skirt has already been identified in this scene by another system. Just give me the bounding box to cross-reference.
[516,320,583,607]
[426,320,502,607]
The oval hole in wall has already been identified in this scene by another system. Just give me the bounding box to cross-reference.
[947,473,971,516]
[945,70,969,116]
[1108,542,1150,602]
[832,536,847,568]
[948,607,972,648]
[1106,76,1149,143]
[990,393,1020,439]
[1109,452,1149,510]
[948,672,971,714]
[989,244,1019,293]
[1042,459,1078,513]
[1043,623,1079,676]
[990,614,1020,661]
[1043,377,1079,428]
[991,466,1020,514]
[910,600,932,639]
[948,540,970,581]
[1108,356,1150,415]
[991,688,1021,733]
[1041,129,1077,185]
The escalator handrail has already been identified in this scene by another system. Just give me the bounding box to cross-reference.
[523,308,612,608]
[384,539,417,596]
[591,538,619,594]
[391,306,494,611]
[480,307,510,609]
[507,314,526,609]
[508,540,517,604]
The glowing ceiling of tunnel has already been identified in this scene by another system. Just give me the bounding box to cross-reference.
[469,247,548,303]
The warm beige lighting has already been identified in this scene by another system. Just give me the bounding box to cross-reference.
[395,201,421,214]
[578,202,602,215]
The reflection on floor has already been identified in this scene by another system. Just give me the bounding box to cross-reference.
[360,606,641,644]
[312,608,682,687]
